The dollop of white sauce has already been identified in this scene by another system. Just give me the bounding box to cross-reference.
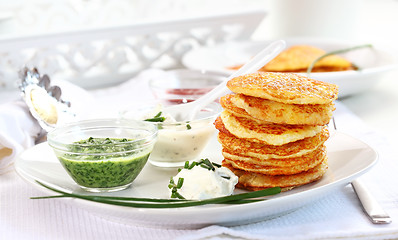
[138,104,215,163]
[171,165,238,200]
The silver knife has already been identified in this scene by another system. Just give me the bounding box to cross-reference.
[351,178,392,224]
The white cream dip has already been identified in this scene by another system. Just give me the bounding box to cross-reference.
[135,103,219,167]
[170,164,238,200]
[150,124,215,164]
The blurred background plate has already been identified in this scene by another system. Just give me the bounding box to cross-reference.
[182,38,398,98]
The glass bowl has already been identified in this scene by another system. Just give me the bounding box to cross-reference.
[149,69,228,104]
[47,118,158,192]
[121,101,222,167]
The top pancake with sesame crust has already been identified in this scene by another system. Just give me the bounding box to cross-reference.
[226,72,338,104]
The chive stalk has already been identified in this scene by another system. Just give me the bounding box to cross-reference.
[306,44,373,74]
[31,181,281,208]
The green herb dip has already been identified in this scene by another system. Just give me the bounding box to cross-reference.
[58,137,150,189]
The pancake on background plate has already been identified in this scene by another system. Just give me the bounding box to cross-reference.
[215,71,338,191]
[229,45,356,73]
[260,45,356,72]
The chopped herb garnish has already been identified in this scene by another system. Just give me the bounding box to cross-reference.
[67,137,136,160]
[212,162,221,168]
[188,158,218,171]
[169,177,185,199]
[171,159,232,198]
[177,177,184,188]
[144,116,166,122]
[186,124,192,130]
[178,159,219,173]
[183,161,197,170]
[144,112,166,122]
[184,161,190,169]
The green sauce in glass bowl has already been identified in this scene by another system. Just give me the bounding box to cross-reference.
[48,119,157,192]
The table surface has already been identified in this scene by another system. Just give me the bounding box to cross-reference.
[340,69,398,148]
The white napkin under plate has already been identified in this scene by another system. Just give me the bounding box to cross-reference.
[0,101,41,174]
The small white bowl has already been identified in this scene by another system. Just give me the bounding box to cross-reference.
[121,101,222,167]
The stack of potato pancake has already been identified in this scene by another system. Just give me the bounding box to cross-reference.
[214,72,338,191]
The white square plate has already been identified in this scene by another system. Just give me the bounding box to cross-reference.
[15,131,377,229]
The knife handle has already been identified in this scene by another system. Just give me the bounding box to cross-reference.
[351,179,392,224]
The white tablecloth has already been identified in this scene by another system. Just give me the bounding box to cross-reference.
[1,69,398,240]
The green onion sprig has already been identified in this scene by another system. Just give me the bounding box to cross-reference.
[306,44,373,74]
[31,181,281,208]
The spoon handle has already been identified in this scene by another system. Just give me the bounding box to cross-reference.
[229,40,286,79]
[188,40,286,120]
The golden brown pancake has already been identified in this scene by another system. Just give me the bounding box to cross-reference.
[214,115,232,134]
[220,110,324,145]
[222,148,316,168]
[228,45,355,73]
[226,72,338,105]
[260,45,355,72]
[223,145,326,175]
[223,159,328,191]
[217,127,329,159]
[220,93,335,126]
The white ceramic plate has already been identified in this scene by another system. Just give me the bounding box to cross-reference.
[182,38,398,98]
[15,131,377,229]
